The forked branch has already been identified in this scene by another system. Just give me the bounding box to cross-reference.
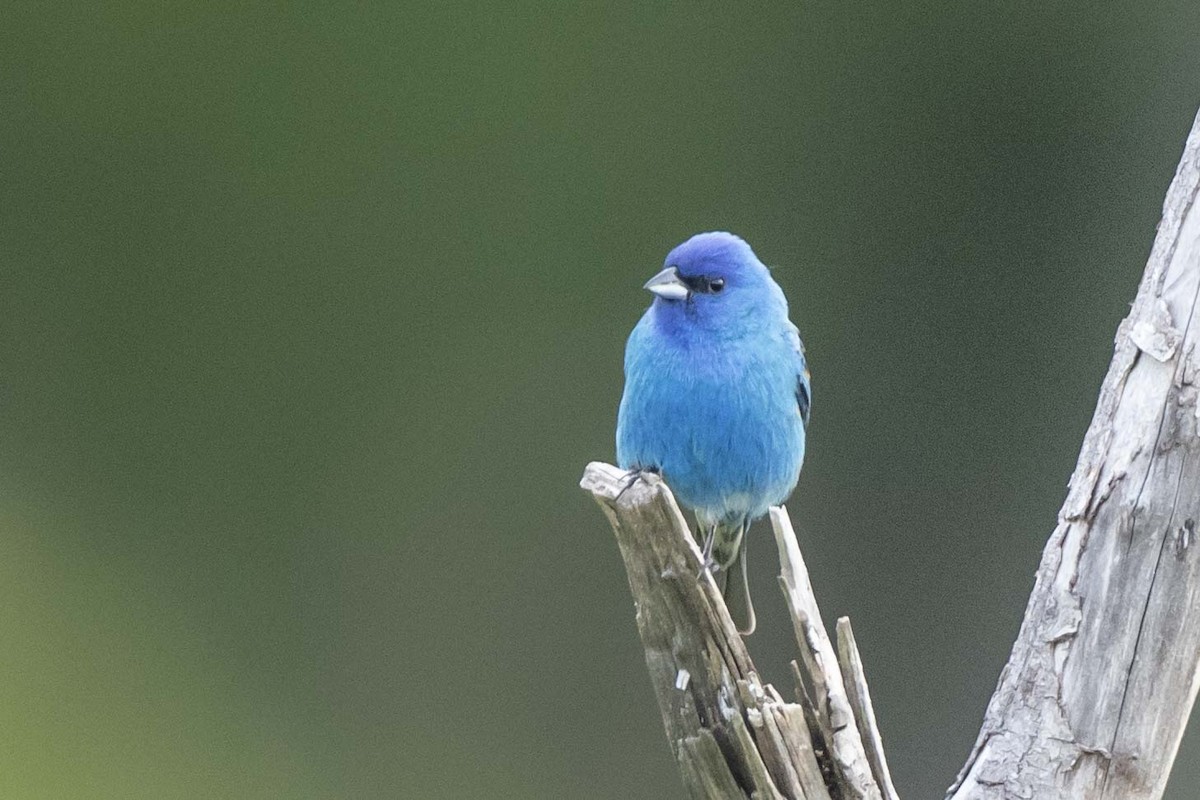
[583,108,1200,800]
[581,464,897,799]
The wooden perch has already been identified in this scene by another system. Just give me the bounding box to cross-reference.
[580,463,897,799]
[582,107,1200,800]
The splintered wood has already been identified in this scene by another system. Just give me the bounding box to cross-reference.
[582,463,895,799]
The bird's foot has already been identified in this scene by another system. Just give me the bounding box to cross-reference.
[696,555,721,581]
[616,466,659,502]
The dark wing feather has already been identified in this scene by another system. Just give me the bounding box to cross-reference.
[788,321,811,428]
[796,368,811,428]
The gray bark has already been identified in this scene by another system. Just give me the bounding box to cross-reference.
[580,464,896,800]
[946,109,1200,800]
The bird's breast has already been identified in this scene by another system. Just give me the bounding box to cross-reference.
[618,326,805,519]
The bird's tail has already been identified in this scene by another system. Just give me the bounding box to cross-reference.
[712,522,755,636]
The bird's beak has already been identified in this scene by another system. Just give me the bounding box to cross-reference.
[643,266,689,301]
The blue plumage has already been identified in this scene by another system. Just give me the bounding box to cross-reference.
[616,232,809,634]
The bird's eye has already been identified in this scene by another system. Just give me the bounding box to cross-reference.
[709,278,725,293]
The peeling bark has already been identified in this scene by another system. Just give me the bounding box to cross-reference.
[580,464,896,799]
[948,108,1200,800]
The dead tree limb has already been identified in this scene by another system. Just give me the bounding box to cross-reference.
[946,109,1200,800]
[580,464,896,799]
[582,108,1200,800]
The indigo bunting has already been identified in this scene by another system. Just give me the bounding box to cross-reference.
[616,232,810,635]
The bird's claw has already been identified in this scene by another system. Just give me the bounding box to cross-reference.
[697,556,721,581]
[616,467,658,502]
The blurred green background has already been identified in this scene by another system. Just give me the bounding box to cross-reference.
[4,3,1200,798]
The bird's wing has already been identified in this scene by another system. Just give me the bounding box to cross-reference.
[788,321,811,428]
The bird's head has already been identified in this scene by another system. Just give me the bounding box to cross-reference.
[643,232,784,333]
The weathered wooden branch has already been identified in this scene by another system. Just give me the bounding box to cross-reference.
[581,463,897,799]
[583,108,1200,799]
[945,109,1200,800]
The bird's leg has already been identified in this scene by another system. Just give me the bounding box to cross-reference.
[616,465,659,502]
[717,522,746,572]
[698,522,720,578]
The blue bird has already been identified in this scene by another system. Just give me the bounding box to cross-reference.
[616,232,810,635]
